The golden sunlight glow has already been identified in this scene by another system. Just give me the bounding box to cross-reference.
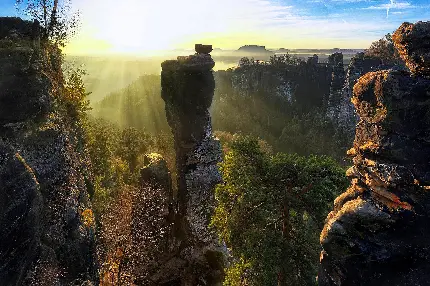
[65,0,379,55]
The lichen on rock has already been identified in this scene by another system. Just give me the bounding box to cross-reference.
[319,21,430,286]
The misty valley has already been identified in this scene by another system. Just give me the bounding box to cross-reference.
[1,1,430,285]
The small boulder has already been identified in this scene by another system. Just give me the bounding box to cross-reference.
[195,44,213,54]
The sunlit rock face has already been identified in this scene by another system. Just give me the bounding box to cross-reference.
[328,52,384,144]
[0,17,97,285]
[319,21,430,286]
[159,46,225,285]
[393,21,430,77]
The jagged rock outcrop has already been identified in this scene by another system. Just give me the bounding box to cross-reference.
[328,52,384,143]
[327,53,345,119]
[157,45,225,285]
[393,21,430,77]
[307,54,319,65]
[319,21,430,286]
[225,59,332,110]
[227,65,295,99]
[0,17,97,285]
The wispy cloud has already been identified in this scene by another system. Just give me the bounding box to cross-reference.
[364,1,415,10]
[65,0,429,52]
[363,0,417,18]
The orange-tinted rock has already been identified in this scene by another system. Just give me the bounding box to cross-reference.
[393,21,430,77]
[319,21,430,286]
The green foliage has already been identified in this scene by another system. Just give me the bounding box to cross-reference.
[364,33,403,66]
[269,54,303,67]
[16,0,80,46]
[213,67,348,162]
[62,66,91,120]
[84,118,153,213]
[212,136,348,286]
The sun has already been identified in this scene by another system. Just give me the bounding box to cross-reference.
[66,0,241,55]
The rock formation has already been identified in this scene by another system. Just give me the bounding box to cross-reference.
[319,21,430,286]
[307,54,319,65]
[327,52,346,119]
[157,45,225,284]
[0,17,97,285]
[195,44,213,54]
[327,52,384,143]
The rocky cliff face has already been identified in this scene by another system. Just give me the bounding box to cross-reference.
[223,58,333,112]
[327,52,385,143]
[156,47,225,285]
[326,53,345,121]
[0,17,97,285]
[319,21,430,286]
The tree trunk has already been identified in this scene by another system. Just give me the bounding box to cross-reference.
[48,0,59,37]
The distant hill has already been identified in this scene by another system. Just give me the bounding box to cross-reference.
[237,45,273,54]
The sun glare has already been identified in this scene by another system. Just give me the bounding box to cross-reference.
[67,0,246,55]
[64,0,397,55]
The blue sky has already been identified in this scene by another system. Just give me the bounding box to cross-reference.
[0,0,16,16]
[1,0,429,52]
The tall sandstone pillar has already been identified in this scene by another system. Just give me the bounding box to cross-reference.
[319,21,430,286]
[159,44,225,285]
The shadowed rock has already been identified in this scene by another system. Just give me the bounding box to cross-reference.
[157,46,225,285]
[196,44,213,54]
[319,21,430,286]
[0,17,97,285]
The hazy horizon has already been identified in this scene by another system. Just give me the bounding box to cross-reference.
[2,0,429,55]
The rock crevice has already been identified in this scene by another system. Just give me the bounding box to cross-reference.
[319,21,430,286]
[156,44,225,285]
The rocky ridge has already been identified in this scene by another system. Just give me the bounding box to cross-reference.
[319,21,430,286]
[0,17,97,285]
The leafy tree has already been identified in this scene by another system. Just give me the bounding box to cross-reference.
[269,54,302,67]
[62,66,91,120]
[16,0,80,46]
[365,33,402,65]
[212,136,348,285]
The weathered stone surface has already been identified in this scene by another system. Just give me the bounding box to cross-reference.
[0,17,97,285]
[0,23,51,127]
[328,52,383,142]
[162,53,216,72]
[393,21,430,77]
[159,47,225,285]
[319,21,430,286]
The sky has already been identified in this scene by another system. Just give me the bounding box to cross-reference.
[1,0,429,55]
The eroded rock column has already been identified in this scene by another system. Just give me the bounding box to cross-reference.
[319,21,430,286]
[160,44,225,285]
